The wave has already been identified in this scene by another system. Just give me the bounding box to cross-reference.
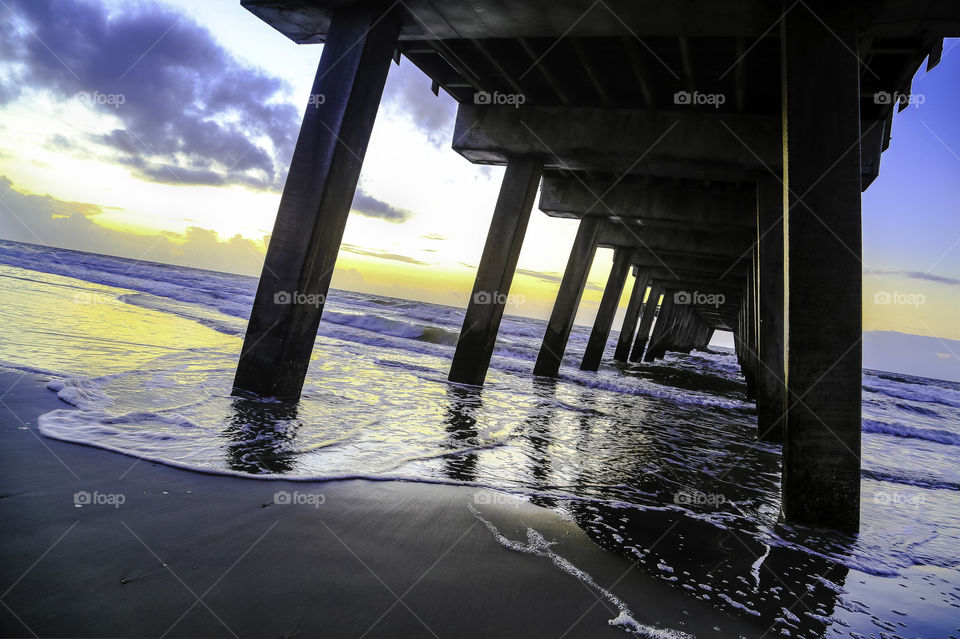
[863,382,960,410]
[861,468,960,491]
[862,418,960,446]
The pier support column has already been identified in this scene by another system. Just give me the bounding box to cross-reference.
[630,281,662,362]
[614,268,650,362]
[757,177,786,442]
[781,1,862,531]
[744,268,758,399]
[534,218,601,377]
[581,248,631,371]
[233,7,399,399]
[449,157,543,385]
[644,290,676,362]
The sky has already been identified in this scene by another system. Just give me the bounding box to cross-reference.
[0,0,958,376]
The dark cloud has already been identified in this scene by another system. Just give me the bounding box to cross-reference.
[0,0,299,190]
[381,59,457,147]
[340,243,429,265]
[350,190,411,223]
[874,269,960,287]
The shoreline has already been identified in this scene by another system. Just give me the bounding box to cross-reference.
[0,371,762,638]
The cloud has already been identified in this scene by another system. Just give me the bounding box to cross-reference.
[340,243,429,265]
[422,233,446,241]
[873,269,960,287]
[381,60,457,146]
[351,190,412,223]
[0,0,299,191]
[515,267,603,292]
[516,268,562,284]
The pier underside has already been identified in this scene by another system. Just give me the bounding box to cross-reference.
[235,0,958,531]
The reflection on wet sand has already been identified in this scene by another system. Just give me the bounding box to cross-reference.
[436,369,854,637]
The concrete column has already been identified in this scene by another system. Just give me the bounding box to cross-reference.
[644,290,676,362]
[581,248,631,371]
[614,267,650,362]
[534,218,601,377]
[781,1,862,532]
[743,273,757,399]
[449,157,543,385]
[233,7,399,399]
[630,280,662,362]
[756,176,786,442]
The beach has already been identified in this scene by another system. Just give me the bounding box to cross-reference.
[0,371,766,638]
[2,242,959,638]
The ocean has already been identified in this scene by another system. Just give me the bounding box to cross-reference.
[1,239,958,638]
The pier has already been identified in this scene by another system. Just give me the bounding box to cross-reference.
[234,0,957,531]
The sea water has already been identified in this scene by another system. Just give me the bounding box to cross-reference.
[1,240,958,638]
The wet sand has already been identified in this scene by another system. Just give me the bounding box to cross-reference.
[0,371,765,638]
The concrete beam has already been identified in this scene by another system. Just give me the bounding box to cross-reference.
[449,157,543,386]
[233,7,399,400]
[454,105,883,183]
[596,222,753,259]
[454,105,782,181]
[245,0,960,43]
[540,176,756,230]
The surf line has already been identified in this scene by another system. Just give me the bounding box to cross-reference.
[467,503,692,638]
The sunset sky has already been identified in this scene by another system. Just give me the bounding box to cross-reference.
[1,1,958,362]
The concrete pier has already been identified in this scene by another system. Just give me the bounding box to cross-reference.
[756,177,785,442]
[614,268,650,362]
[449,157,543,386]
[244,0,954,531]
[644,289,676,362]
[581,247,631,371]
[630,280,662,362]
[780,1,863,532]
[533,218,601,378]
[233,7,398,399]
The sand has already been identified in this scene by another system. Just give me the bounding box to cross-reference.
[0,371,764,638]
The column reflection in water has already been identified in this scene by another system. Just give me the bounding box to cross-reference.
[441,385,481,482]
[224,394,300,474]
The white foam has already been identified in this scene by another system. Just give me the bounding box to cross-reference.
[467,504,692,638]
